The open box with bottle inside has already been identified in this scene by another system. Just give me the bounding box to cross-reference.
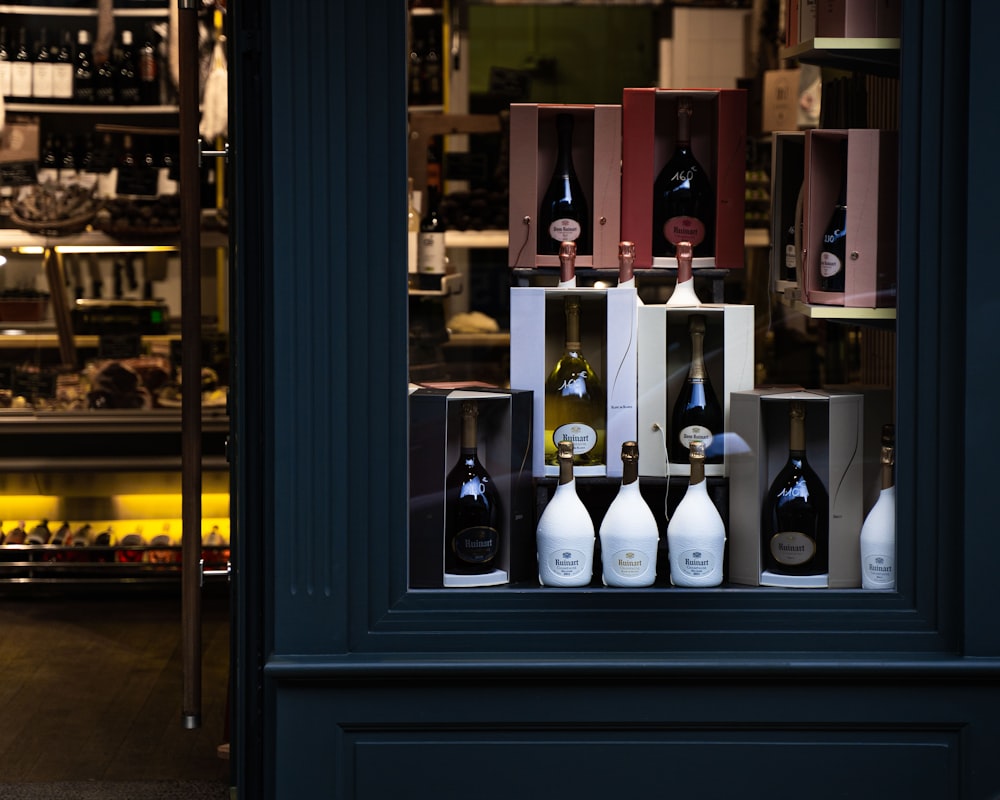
[636,304,755,479]
[802,128,898,308]
[509,285,638,479]
[728,388,864,588]
[408,386,535,589]
[621,87,747,270]
[507,103,622,269]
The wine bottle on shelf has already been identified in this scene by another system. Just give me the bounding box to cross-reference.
[10,28,33,100]
[666,440,725,587]
[52,31,74,101]
[416,184,446,290]
[670,314,723,464]
[422,28,442,106]
[761,400,829,577]
[38,134,60,183]
[95,44,116,105]
[444,400,502,578]
[116,30,140,105]
[138,25,159,105]
[665,241,702,307]
[599,441,659,587]
[544,248,606,468]
[407,177,420,278]
[408,35,424,105]
[32,29,54,100]
[617,240,636,289]
[860,423,896,590]
[0,27,13,98]
[819,142,847,292]
[538,113,590,256]
[73,29,95,104]
[536,439,595,587]
[652,97,714,259]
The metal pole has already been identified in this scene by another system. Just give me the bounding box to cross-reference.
[178,0,203,730]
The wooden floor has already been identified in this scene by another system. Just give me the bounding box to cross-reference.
[0,583,231,787]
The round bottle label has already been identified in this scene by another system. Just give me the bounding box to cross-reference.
[677,548,715,578]
[452,526,498,564]
[545,548,587,578]
[769,531,816,565]
[863,553,894,584]
[548,218,582,242]
[678,425,714,453]
[552,422,598,456]
[664,216,706,247]
[609,549,650,579]
[819,250,842,278]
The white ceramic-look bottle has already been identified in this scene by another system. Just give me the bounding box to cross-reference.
[599,441,659,587]
[666,440,725,587]
[860,424,896,590]
[536,439,595,587]
[664,240,702,307]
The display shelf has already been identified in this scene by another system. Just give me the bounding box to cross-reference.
[782,37,900,76]
[778,290,896,322]
[0,545,230,585]
[0,4,168,17]
[445,230,508,249]
[3,103,179,115]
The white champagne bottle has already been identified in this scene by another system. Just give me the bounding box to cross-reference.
[536,439,595,587]
[666,440,725,587]
[860,423,896,590]
[617,240,636,289]
[665,241,702,307]
[599,441,659,587]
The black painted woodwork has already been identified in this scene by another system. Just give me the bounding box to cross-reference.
[228,1,1000,798]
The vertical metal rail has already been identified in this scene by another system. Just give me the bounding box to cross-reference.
[178,0,203,730]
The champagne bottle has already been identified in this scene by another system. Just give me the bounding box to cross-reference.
[422,28,442,106]
[761,400,829,577]
[538,113,591,256]
[617,241,636,289]
[417,184,447,289]
[0,27,13,98]
[860,423,895,590]
[652,98,714,259]
[544,245,606,467]
[52,30,74,101]
[666,441,726,587]
[670,314,723,464]
[599,441,659,587]
[665,241,702,307]
[32,29,54,100]
[73,29,95,104]
[536,439,595,587]
[11,28,33,100]
[444,400,502,577]
[782,221,798,283]
[116,30,140,105]
[819,142,847,292]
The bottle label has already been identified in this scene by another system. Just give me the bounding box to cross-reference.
[552,422,598,456]
[819,250,842,278]
[678,425,714,453]
[664,216,706,247]
[548,218,582,243]
[609,549,650,579]
[676,548,715,578]
[769,531,816,565]
[862,553,894,584]
[544,548,588,578]
[417,232,446,274]
[784,243,797,270]
[52,64,74,99]
[452,526,499,564]
[33,63,54,98]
